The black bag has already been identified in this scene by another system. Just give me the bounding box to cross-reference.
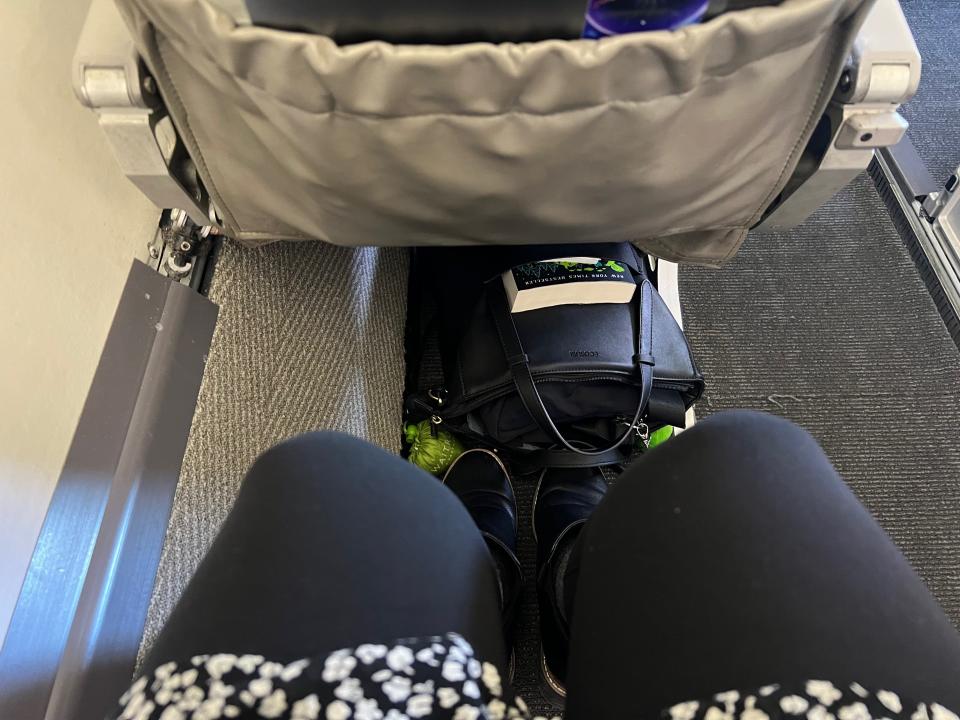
[408,243,704,466]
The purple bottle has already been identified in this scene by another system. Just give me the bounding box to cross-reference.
[583,0,709,37]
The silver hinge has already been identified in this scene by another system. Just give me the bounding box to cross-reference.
[73,0,217,228]
[828,0,920,150]
[834,0,921,108]
[755,0,920,232]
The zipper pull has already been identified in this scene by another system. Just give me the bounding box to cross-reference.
[430,414,443,438]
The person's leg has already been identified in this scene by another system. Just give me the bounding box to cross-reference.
[563,411,960,719]
[141,432,506,674]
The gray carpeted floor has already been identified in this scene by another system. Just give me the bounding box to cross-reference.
[899,0,960,185]
[138,241,409,660]
[680,174,960,628]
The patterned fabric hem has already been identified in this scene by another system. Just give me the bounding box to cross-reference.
[113,634,959,720]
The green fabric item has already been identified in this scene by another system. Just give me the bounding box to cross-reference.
[648,425,674,449]
[405,420,465,475]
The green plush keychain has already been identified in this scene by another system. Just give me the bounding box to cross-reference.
[646,425,675,450]
[405,420,465,475]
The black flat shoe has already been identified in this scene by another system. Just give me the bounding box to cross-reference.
[442,449,524,655]
[533,466,609,698]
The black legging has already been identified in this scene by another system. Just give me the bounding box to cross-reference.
[141,411,960,718]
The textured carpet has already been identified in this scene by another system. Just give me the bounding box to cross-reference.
[680,174,960,628]
[138,240,409,660]
[899,0,960,185]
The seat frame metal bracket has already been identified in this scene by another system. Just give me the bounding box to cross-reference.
[73,0,214,228]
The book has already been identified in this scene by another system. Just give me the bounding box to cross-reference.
[502,256,636,313]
